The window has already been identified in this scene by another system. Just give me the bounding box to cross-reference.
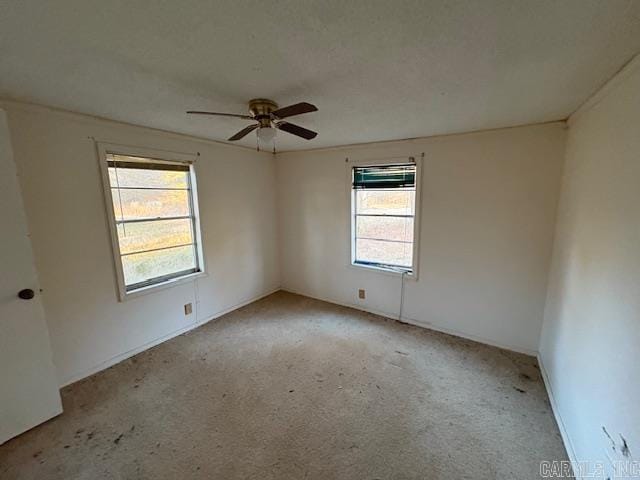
[351,163,418,274]
[99,147,204,298]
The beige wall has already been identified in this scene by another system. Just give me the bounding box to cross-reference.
[540,57,640,470]
[2,102,280,386]
[277,123,566,354]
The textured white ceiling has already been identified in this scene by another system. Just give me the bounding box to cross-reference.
[1,0,639,151]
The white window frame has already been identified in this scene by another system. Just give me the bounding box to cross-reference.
[348,156,422,279]
[97,142,206,301]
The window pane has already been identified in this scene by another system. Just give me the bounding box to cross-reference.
[356,189,415,216]
[122,245,197,287]
[111,189,190,221]
[356,216,414,243]
[108,166,189,189]
[117,218,194,255]
[356,239,413,268]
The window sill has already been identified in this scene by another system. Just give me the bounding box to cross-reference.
[350,262,418,280]
[119,270,207,302]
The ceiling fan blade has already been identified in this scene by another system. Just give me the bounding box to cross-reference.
[271,102,317,119]
[276,121,318,140]
[187,110,254,120]
[228,123,259,141]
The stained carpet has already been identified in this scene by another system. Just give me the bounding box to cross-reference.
[0,291,567,479]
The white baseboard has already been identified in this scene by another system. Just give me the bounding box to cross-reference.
[59,287,281,387]
[398,314,538,356]
[537,354,580,475]
[281,287,538,356]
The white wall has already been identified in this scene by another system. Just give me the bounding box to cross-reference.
[3,59,636,466]
[539,57,640,474]
[277,123,566,354]
[1,100,568,390]
[2,101,280,386]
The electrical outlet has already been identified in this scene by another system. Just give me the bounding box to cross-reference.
[184,303,193,315]
[358,289,366,299]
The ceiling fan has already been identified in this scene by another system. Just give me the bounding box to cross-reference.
[187,99,318,149]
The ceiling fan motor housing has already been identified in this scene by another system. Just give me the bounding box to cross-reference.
[249,98,278,127]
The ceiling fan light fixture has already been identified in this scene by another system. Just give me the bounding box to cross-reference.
[257,126,276,144]
[187,99,318,145]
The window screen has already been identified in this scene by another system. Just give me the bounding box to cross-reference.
[352,164,417,271]
[106,154,201,291]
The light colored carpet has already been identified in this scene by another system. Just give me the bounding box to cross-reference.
[0,291,567,479]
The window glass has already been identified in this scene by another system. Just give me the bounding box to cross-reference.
[355,190,415,216]
[108,160,189,189]
[106,153,201,292]
[116,218,194,255]
[110,188,191,221]
[355,239,413,268]
[356,216,414,243]
[122,245,197,286]
[352,164,417,272]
